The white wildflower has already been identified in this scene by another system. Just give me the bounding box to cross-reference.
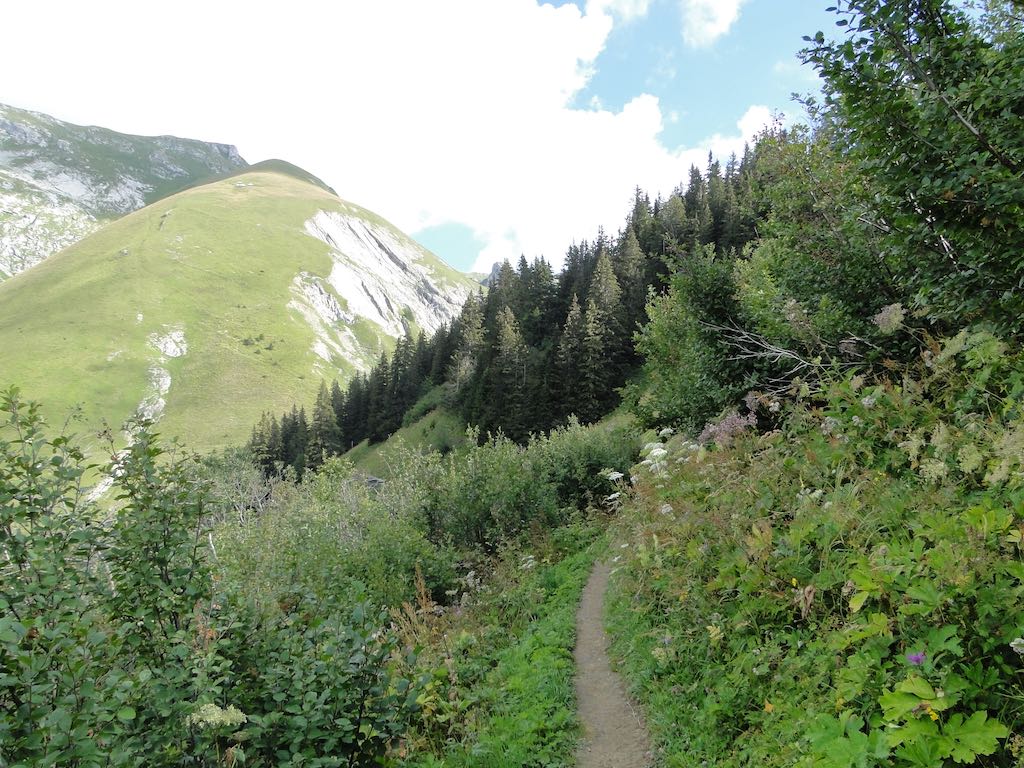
[187,703,247,730]
[861,395,877,409]
[604,469,625,482]
[1010,637,1024,655]
[872,303,906,335]
[658,427,675,438]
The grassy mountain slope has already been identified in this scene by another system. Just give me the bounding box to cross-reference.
[0,102,247,278]
[345,408,469,477]
[0,168,476,456]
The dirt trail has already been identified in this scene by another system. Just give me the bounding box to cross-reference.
[574,561,652,768]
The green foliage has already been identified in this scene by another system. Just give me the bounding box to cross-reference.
[421,430,561,550]
[0,390,129,764]
[0,390,424,766]
[418,418,639,549]
[404,528,603,768]
[629,248,748,432]
[607,336,1024,767]
[805,0,1024,332]
[214,456,457,609]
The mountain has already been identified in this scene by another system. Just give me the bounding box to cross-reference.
[0,163,477,456]
[0,103,247,279]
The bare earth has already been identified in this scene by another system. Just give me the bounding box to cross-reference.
[574,561,653,768]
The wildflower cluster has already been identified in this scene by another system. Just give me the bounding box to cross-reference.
[697,409,756,447]
[872,302,906,334]
[606,335,1024,768]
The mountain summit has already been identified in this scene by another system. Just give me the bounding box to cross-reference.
[0,118,476,455]
[0,103,247,278]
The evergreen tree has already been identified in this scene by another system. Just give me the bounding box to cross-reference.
[308,381,342,467]
[587,249,624,352]
[579,298,612,423]
[449,294,485,390]
[366,352,391,443]
[614,229,648,337]
[488,306,529,438]
[556,293,585,418]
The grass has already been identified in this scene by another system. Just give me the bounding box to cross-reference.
[404,524,605,768]
[345,404,468,477]
[0,102,247,215]
[0,168,476,458]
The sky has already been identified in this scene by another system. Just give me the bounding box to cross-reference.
[2,0,836,272]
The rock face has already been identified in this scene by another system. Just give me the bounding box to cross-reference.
[0,103,247,279]
[0,166,477,455]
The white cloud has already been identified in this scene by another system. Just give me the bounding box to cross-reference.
[1,0,773,275]
[587,0,653,21]
[679,0,747,46]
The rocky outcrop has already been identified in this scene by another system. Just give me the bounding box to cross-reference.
[0,102,247,278]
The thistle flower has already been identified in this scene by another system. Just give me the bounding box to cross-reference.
[906,650,926,666]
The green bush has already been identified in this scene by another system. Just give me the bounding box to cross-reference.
[0,390,424,767]
[530,415,639,510]
[629,255,748,432]
[608,334,1024,767]
[421,430,560,550]
[417,420,638,550]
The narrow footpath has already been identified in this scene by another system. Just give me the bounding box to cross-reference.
[574,561,652,768]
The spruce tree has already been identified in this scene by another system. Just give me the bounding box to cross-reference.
[556,293,585,418]
[615,229,648,335]
[449,294,485,390]
[309,381,342,467]
[578,298,611,423]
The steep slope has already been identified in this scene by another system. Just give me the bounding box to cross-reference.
[0,103,247,278]
[0,167,476,455]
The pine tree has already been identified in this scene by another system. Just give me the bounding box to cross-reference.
[490,306,529,438]
[588,249,624,346]
[308,381,342,467]
[366,352,391,443]
[449,294,485,390]
[578,298,611,423]
[615,229,648,335]
[556,293,585,418]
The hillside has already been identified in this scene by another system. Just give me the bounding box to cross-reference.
[0,167,477,457]
[0,102,247,278]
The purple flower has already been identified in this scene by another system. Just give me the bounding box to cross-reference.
[906,651,926,666]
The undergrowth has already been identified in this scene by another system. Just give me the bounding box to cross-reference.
[608,331,1024,767]
[397,521,604,768]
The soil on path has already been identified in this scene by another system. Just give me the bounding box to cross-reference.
[574,561,652,768]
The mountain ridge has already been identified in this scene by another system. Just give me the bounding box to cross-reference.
[0,164,476,456]
[0,102,248,278]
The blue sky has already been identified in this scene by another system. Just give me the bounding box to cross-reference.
[418,0,836,270]
[3,0,841,273]
[568,1,832,146]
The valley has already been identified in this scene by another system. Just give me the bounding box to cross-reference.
[2,3,1024,767]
